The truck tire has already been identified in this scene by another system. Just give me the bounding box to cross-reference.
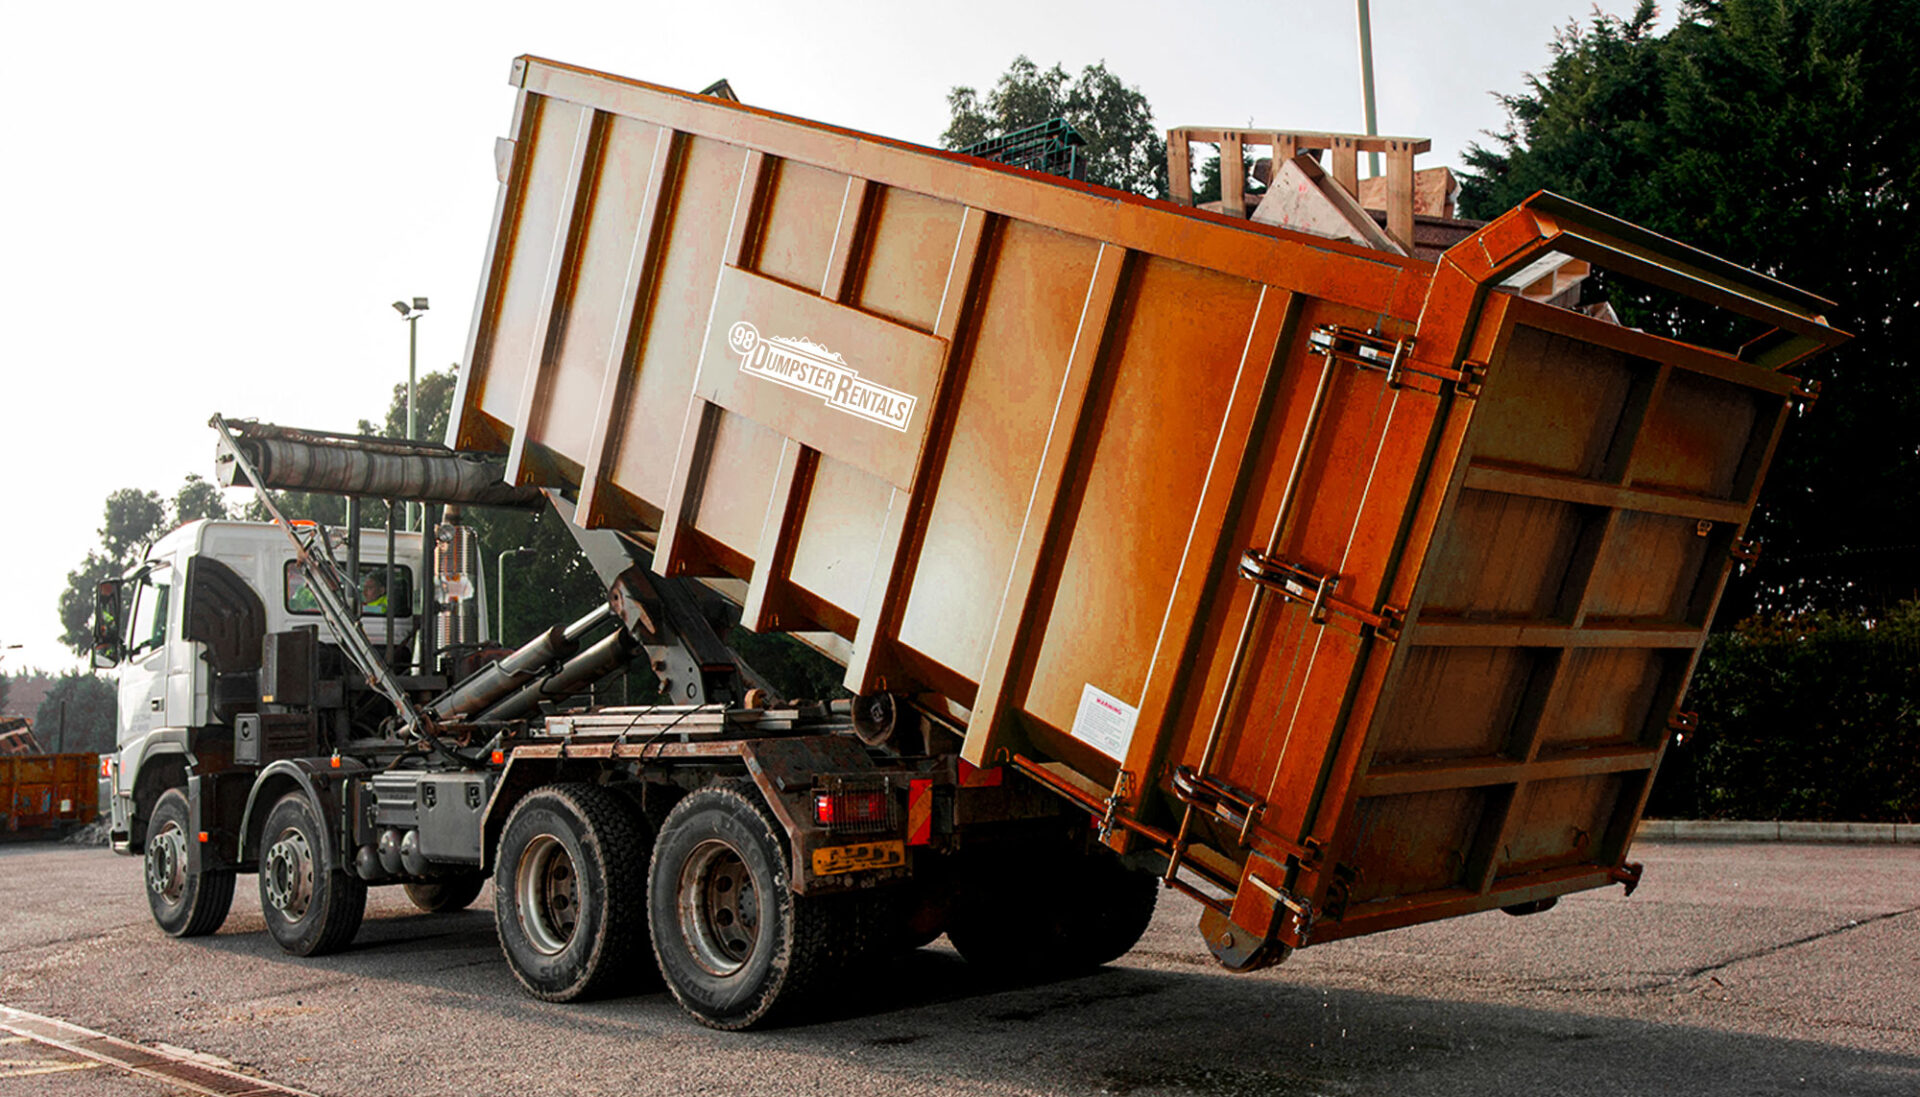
[144,788,235,937]
[648,785,834,1030]
[404,874,487,913]
[948,844,1157,973]
[258,791,367,956]
[494,784,652,1002]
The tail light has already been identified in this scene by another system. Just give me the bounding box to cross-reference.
[813,788,892,832]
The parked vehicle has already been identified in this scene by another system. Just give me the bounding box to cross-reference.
[2,751,98,837]
[100,56,1847,1029]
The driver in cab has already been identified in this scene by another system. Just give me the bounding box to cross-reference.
[361,571,389,615]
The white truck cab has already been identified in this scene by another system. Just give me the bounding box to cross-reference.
[96,520,427,853]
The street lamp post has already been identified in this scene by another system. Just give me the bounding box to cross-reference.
[391,296,430,530]
[1356,0,1381,179]
[497,547,538,646]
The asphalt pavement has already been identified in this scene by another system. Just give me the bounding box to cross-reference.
[0,840,1914,1096]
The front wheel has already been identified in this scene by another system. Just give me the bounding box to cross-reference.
[144,788,234,937]
[258,792,366,956]
[494,784,653,1002]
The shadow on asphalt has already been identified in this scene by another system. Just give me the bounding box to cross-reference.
[184,904,1920,1097]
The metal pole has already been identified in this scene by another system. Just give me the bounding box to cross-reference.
[406,314,418,532]
[1357,0,1381,178]
[498,550,513,645]
[497,548,535,645]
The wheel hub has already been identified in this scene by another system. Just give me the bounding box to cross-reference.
[515,834,579,955]
[677,838,760,976]
[145,820,188,905]
[262,828,315,920]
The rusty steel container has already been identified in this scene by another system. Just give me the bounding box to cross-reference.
[2,754,99,835]
[449,57,1847,962]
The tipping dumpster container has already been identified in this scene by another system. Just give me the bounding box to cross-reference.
[449,57,1846,964]
[1,753,99,836]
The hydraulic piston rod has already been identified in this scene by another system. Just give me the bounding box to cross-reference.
[214,420,544,510]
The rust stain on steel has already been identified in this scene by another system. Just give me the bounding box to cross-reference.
[451,57,1850,959]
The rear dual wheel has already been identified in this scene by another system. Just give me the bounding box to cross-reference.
[947,842,1158,973]
[405,874,487,913]
[494,784,654,1002]
[648,785,862,1030]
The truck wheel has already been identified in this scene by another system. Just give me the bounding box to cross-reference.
[404,874,487,913]
[948,845,1157,972]
[258,792,366,956]
[494,784,652,1002]
[144,788,235,937]
[648,785,833,1030]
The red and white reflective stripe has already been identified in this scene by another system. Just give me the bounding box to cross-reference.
[907,779,933,846]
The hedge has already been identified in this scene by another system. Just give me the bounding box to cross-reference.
[1648,605,1920,823]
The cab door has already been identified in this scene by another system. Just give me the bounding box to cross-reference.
[115,558,176,759]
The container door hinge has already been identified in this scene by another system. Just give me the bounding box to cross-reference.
[1238,550,1403,640]
[1611,861,1644,898]
[1169,766,1326,865]
[1096,769,1136,844]
[1729,538,1764,574]
[1791,378,1821,417]
[1307,324,1482,397]
[1666,709,1700,747]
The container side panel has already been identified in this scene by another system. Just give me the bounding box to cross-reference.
[607,136,749,514]
[1160,298,1401,791]
[1281,366,1402,571]
[1370,646,1546,764]
[532,115,664,470]
[1021,258,1263,736]
[478,99,587,436]
[788,456,892,620]
[896,222,1100,682]
[856,188,966,332]
[1541,648,1672,750]
[1495,774,1624,877]
[1418,491,1589,617]
[1346,788,1486,903]
[1630,370,1762,498]
[754,159,847,291]
[691,410,785,561]
[1466,325,1640,478]
[1583,511,1713,620]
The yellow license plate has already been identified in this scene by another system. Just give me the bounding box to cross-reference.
[811,840,906,877]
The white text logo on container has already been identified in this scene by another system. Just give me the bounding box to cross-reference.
[728,321,916,432]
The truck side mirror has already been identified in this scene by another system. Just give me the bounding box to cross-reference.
[92,579,125,668]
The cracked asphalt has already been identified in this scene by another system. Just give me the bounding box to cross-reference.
[0,840,1914,1096]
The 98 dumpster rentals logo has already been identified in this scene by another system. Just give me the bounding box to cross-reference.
[727,321,916,432]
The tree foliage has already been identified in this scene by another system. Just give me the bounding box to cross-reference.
[1461,0,1920,618]
[34,671,117,755]
[1650,604,1920,821]
[173,474,229,523]
[58,480,226,657]
[943,56,1168,198]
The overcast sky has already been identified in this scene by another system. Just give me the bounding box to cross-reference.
[0,0,1663,679]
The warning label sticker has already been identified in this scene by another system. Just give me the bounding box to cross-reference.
[1070,684,1139,760]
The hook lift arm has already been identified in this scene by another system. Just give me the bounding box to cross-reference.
[210,413,460,763]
